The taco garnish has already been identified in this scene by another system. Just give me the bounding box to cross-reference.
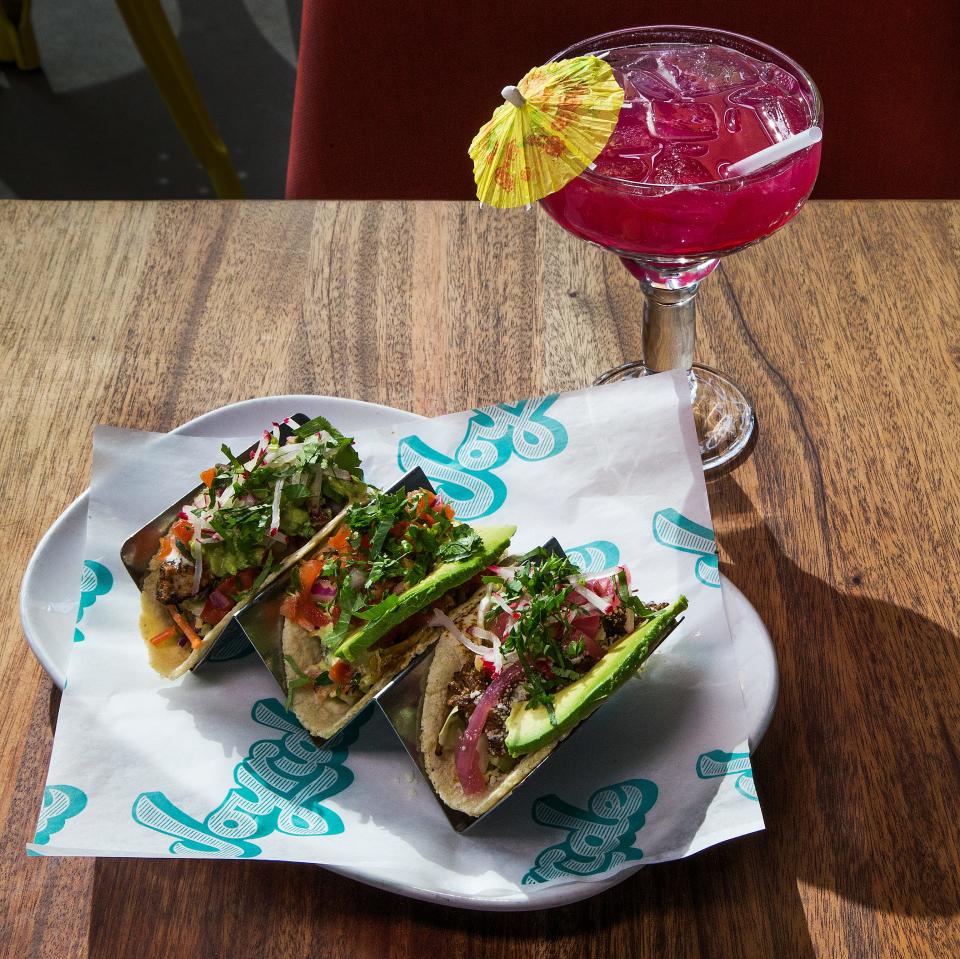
[421,548,687,814]
[280,486,515,738]
[140,415,366,676]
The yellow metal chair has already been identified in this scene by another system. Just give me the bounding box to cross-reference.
[0,0,244,199]
[0,0,39,70]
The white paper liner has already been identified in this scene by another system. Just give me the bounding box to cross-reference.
[30,371,764,900]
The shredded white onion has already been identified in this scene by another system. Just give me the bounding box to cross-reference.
[476,586,492,629]
[574,584,613,613]
[429,609,492,660]
[270,477,284,534]
[217,482,236,509]
[489,591,514,618]
[190,538,203,595]
[252,429,271,465]
[470,626,503,673]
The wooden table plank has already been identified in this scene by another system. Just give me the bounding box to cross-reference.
[1,200,958,958]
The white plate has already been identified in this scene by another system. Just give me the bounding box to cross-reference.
[20,394,778,911]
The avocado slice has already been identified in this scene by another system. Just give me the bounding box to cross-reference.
[504,596,688,757]
[335,524,516,664]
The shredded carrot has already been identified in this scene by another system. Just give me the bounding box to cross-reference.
[165,605,202,650]
[149,626,178,646]
[200,467,216,488]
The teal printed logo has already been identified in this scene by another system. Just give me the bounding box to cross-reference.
[522,779,658,884]
[696,749,757,801]
[397,397,568,520]
[132,699,363,858]
[74,560,113,642]
[34,784,87,845]
[652,508,720,588]
[567,540,620,575]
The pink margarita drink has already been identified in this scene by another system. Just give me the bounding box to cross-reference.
[540,41,821,259]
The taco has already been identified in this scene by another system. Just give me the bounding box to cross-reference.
[140,415,367,678]
[280,486,515,740]
[420,548,687,817]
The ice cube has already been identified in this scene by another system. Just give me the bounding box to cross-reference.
[593,153,649,181]
[649,147,712,185]
[760,63,799,94]
[730,83,808,140]
[605,119,662,156]
[675,142,708,156]
[624,68,678,102]
[724,107,741,133]
[649,100,719,142]
[660,45,760,95]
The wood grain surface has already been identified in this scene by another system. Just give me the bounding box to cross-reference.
[1,200,959,958]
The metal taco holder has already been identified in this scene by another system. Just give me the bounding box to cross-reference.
[234,468,437,724]
[376,539,682,832]
[120,413,321,672]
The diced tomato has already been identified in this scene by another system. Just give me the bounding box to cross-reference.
[480,659,496,677]
[588,573,622,608]
[571,612,601,640]
[170,519,193,545]
[201,590,234,625]
[200,467,216,488]
[328,659,353,685]
[299,558,325,594]
[296,595,331,630]
[536,658,554,680]
[237,568,257,590]
[443,503,455,521]
[360,534,371,551]
[328,525,351,554]
[279,594,299,619]
[415,491,437,518]
[390,520,409,539]
[217,576,238,599]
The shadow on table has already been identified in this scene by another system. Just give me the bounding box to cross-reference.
[710,475,960,920]
[82,473,959,956]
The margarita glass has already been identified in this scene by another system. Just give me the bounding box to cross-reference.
[540,26,822,469]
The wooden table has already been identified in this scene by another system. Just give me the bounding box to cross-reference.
[2,200,959,957]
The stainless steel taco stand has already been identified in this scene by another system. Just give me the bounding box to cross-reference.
[118,413,312,673]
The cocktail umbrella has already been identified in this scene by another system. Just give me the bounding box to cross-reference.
[470,56,624,209]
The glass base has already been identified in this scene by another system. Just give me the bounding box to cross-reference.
[594,362,756,471]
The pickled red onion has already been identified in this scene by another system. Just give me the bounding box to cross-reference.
[455,661,524,794]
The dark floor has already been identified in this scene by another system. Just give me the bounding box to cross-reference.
[0,0,300,199]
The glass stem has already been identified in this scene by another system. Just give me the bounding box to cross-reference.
[640,281,698,373]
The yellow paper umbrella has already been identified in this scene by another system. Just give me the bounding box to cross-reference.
[469,55,624,209]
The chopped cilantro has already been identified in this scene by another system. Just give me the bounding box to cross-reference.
[283,654,330,711]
